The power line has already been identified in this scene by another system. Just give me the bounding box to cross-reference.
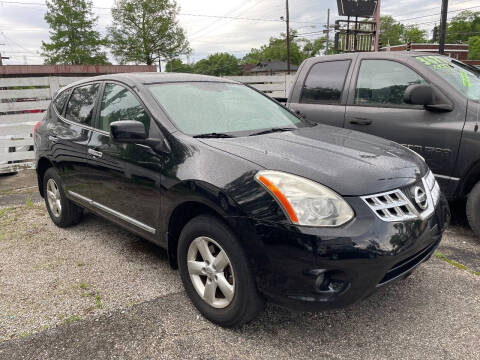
[396,5,480,22]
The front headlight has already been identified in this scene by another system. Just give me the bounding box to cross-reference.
[255,170,355,227]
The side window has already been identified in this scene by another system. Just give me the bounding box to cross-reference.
[301,60,351,104]
[65,83,100,125]
[53,89,70,114]
[98,83,150,134]
[355,60,427,107]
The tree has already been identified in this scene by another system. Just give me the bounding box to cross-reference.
[41,0,108,64]
[379,15,404,46]
[193,53,241,76]
[446,11,480,44]
[468,36,480,60]
[242,32,324,65]
[165,58,193,73]
[402,26,427,43]
[108,0,190,66]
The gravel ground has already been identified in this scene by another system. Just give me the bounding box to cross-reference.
[0,171,479,358]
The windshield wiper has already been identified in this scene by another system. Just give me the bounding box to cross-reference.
[193,132,235,138]
[249,127,296,137]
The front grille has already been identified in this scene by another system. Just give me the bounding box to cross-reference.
[378,240,439,286]
[362,171,441,222]
[362,189,417,222]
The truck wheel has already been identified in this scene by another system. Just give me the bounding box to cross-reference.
[177,215,264,327]
[466,181,480,241]
[43,167,83,227]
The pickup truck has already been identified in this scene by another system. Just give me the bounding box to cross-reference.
[287,51,480,238]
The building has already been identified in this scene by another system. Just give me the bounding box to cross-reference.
[249,60,298,76]
[382,43,480,67]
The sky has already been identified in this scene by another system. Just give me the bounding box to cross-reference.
[0,0,478,65]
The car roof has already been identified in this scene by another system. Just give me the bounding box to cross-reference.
[61,72,238,92]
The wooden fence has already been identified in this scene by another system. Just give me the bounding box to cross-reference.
[0,74,295,173]
[0,76,85,173]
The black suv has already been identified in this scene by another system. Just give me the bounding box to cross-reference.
[34,73,449,327]
[287,52,480,238]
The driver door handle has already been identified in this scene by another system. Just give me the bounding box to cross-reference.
[349,118,372,126]
[88,148,103,159]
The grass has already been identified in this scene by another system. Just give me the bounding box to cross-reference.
[25,197,33,208]
[95,293,102,309]
[79,283,89,290]
[63,315,81,324]
[434,251,480,277]
[0,206,14,219]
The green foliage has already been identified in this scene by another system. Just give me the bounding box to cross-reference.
[242,32,325,65]
[468,36,480,60]
[402,26,428,43]
[193,53,241,76]
[446,11,480,44]
[165,58,193,73]
[41,0,108,64]
[108,0,190,65]
[379,15,405,46]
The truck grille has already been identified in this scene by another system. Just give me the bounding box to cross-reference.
[362,171,440,222]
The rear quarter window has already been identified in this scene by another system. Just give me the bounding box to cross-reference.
[53,89,71,114]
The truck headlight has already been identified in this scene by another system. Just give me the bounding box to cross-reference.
[255,170,355,227]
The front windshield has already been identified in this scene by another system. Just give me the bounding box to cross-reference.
[149,82,304,136]
[415,55,480,101]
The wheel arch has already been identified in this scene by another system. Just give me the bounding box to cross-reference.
[167,201,230,269]
[457,160,480,198]
[36,157,54,197]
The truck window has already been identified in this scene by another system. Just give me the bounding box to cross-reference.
[301,60,351,104]
[355,60,426,107]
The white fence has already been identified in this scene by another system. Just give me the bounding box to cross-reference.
[225,74,295,99]
[0,74,295,173]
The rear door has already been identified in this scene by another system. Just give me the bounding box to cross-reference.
[86,82,164,237]
[344,57,466,190]
[50,82,101,200]
[288,59,353,127]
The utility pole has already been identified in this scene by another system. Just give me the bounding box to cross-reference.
[374,0,381,51]
[439,0,448,54]
[325,9,331,54]
[286,0,291,74]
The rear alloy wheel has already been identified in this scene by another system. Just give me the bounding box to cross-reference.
[43,167,83,228]
[178,215,264,327]
[466,181,480,241]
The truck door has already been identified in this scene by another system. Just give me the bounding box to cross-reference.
[288,59,352,128]
[344,58,466,192]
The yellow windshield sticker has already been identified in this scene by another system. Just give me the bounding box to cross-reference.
[460,71,471,88]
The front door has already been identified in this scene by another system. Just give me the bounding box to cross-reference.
[344,58,465,190]
[87,82,164,238]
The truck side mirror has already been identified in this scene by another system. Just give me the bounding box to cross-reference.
[404,84,434,106]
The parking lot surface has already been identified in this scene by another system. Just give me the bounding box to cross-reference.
[0,171,479,359]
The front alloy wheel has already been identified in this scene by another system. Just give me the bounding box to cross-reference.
[178,215,264,327]
[187,236,235,308]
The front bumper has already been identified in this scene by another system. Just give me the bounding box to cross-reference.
[243,194,450,312]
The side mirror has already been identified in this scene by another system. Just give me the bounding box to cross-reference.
[404,84,434,106]
[110,120,147,142]
[109,120,171,154]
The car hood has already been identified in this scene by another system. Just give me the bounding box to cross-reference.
[198,125,428,196]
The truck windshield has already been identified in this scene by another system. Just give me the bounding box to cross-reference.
[415,55,480,101]
[149,82,305,137]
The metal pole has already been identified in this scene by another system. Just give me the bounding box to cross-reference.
[439,0,448,54]
[326,9,330,54]
[374,0,381,51]
[286,0,291,74]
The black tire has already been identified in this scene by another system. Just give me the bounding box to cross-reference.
[43,167,83,228]
[177,215,264,327]
[467,181,480,241]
